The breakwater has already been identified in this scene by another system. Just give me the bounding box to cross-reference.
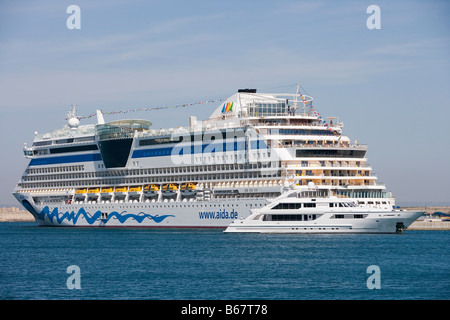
[402,206,450,230]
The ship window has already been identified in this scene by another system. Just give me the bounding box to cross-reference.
[296,149,366,158]
[270,214,304,221]
[33,140,52,147]
[55,138,74,144]
[272,203,301,210]
[33,149,49,155]
[335,214,344,219]
[278,129,335,136]
[248,102,286,116]
[75,136,95,143]
[303,203,316,208]
[50,144,98,154]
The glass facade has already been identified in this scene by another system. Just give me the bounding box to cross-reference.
[248,102,286,116]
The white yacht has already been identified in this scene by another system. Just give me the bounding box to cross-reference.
[13,85,398,227]
[225,183,424,234]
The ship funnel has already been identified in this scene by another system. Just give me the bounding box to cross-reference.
[96,110,105,125]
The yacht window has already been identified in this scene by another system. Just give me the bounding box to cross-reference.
[270,214,305,221]
[272,203,302,210]
[343,203,350,207]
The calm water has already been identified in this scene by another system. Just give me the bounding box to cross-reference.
[0,222,448,300]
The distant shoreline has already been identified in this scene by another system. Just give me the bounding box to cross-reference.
[0,210,35,222]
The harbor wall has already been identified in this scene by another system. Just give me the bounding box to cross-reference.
[402,206,450,230]
[407,220,450,230]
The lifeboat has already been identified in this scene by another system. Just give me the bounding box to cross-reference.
[128,186,142,193]
[162,183,178,197]
[88,188,100,194]
[75,188,87,194]
[144,184,159,197]
[114,186,128,193]
[101,187,113,193]
[180,182,197,197]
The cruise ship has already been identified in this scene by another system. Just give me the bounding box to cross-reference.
[13,85,395,227]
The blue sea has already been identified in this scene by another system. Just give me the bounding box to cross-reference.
[0,222,448,300]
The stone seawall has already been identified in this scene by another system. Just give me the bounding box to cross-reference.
[407,220,450,230]
[403,206,450,230]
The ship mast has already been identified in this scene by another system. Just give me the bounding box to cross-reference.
[293,83,299,109]
[293,83,305,116]
[67,104,77,119]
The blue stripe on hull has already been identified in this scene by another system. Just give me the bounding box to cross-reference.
[27,140,268,165]
[29,153,102,166]
[132,140,268,159]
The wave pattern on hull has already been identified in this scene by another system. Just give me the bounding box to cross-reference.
[36,205,175,226]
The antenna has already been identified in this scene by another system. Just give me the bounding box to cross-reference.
[293,83,300,111]
[67,104,80,129]
[67,104,76,119]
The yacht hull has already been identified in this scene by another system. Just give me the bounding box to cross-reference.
[225,210,424,234]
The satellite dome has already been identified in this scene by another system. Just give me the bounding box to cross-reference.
[68,117,80,128]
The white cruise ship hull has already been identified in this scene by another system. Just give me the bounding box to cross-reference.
[225,210,424,234]
[16,193,267,227]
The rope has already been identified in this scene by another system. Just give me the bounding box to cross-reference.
[67,97,227,120]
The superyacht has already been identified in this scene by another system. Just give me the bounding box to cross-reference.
[225,183,423,233]
[13,85,396,227]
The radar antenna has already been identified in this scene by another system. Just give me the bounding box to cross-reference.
[66,104,80,129]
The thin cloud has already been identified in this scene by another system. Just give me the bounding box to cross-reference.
[363,38,450,56]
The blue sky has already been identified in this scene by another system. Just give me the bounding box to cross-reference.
[0,0,449,205]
